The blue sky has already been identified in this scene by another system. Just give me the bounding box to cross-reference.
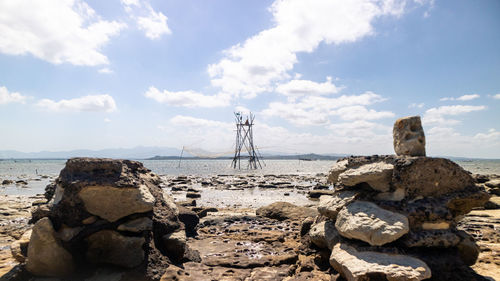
[0,0,499,158]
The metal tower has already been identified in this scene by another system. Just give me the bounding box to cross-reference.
[232,112,263,169]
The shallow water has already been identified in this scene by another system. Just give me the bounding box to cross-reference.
[1,158,499,196]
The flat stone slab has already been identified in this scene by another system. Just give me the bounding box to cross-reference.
[79,185,155,222]
[317,191,358,220]
[330,243,431,281]
[335,201,409,246]
[339,162,394,192]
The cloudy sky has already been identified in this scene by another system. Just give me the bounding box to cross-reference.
[0,0,499,158]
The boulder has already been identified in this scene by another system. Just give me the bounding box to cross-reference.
[26,218,75,277]
[456,230,480,266]
[329,243,431,281]
[338,162,394,192]
[335,201,409,246]
[393,157,475,198]
[393,116,426,156]
[317,191,358,220]
[162,230,187,261]
[78,184,155,222]
[86,230,145,268]
[256,202,318,221]
[178,207,199,236]
[309,220,339,250]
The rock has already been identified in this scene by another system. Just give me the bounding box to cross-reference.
[26,217,75,277]
[339,162,394,192]
[393,157,475,198]
[485,179,500,188]
[178,207,199,236]
[186,192,201,198]
[300,217,314,236]
[256,202,318,221]
[10,229,32,263]
[2,179,14,185]
[117,217,153,232]
[317,191,357,220]
[30,204,51,224]
[44,182,56,201]
[15,180,28,185]
[78,184,155,222]
[162,230,187,261]
[309,220,339,250]
[327,159,349,184]
[57,225,83,242]
[456,230,480,266]
[329,242,431,281]
[335,201,409,246]
[307,190,334,199]
[86,230,145,268]
[400,230,460,248]
[393,116,426,156]
[484,196,500,209]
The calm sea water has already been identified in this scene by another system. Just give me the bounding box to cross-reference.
[1,158,499,196]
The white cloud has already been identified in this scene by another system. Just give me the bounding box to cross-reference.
[457,94,480,101]
[409,102,424,108]
[0,0,125,66]
[37,94,117,112]
[122,0,171,39]
[329,120,391,137]
[275,76,341,99]
[144,87,230,108]
[104,118,112,122]
[440,94,480,101]
[334,105,395,121]
[423,105,486,125]
[492,94,500,100]
[207,0,418,98]
[262,91,391,126]
[98,68,113,74]
[426,126,500,158]
[0,86,27,105]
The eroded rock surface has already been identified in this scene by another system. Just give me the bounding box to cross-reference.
[393,115,426,156]
[329,243,431,281]
[335,201,409,246]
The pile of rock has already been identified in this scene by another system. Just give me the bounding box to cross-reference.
[309,116,490,281]
[23,158,198,280]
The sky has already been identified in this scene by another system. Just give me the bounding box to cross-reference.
[0,0,499,158]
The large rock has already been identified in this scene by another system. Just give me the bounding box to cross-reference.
[393,157,475,198]
[317,191,358,220]
[256,202,317,221]
[335,201,409,246]
[10,229,32,262]
[26,218,75,277]
[79,185,155,222]
[86,230,145,268]
[117,216,153,232]
[309,220,339,250]
[393,116,426,156]
[329,243,431,281]
[162,230,187,261]
[338,162,394,192]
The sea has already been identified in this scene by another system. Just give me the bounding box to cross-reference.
[1,158,499,197]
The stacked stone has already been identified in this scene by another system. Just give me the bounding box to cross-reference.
[25,158,195,280]
[309,116,490,281]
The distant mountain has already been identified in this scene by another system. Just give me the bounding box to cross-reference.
[0,146,183,159]
[147,153,343,161]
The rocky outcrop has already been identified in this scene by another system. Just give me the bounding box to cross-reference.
[393,115,426,156]
[24,158,198,280]
[312,116,489,281]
